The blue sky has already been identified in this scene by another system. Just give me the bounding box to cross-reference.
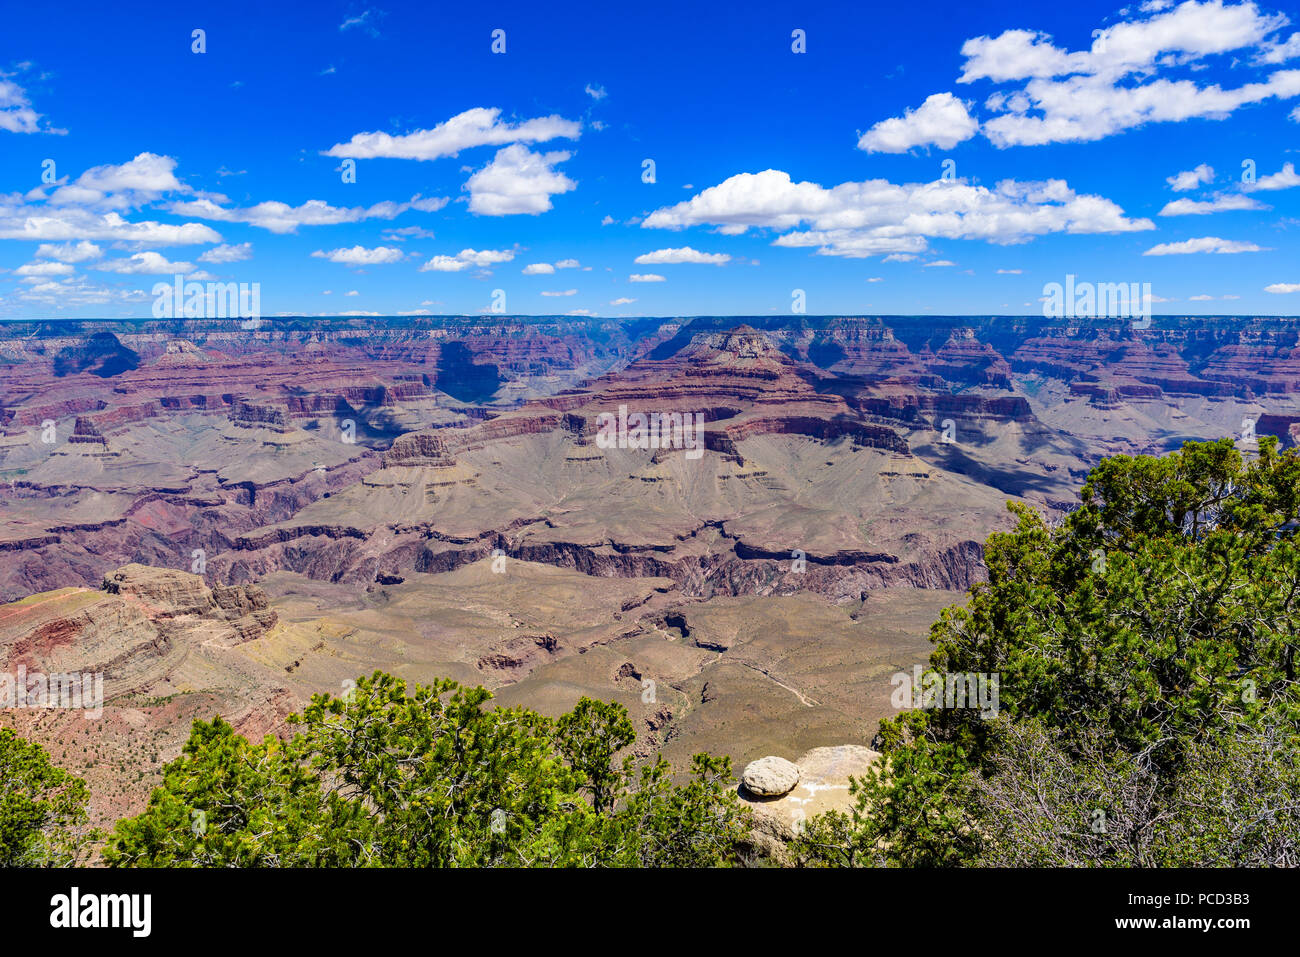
[2,0,1299,319]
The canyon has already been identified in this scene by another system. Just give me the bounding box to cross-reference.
[2,313,1298,826]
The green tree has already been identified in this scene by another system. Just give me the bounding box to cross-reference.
[105,674,750,867]
[795,438,1300,867]
[0,728,94,866]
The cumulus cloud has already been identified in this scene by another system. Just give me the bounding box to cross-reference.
[420,255,469,272]
[419,248,515,272]
[1143,236,1263,254]
[17,276,149,307]
[325,107,579,161]
[634,246,732,265]
[458,248,515,266]
[541,289,578,296]
[629,273,665,282]
[859,92,979,152]
[34,240,102,262]
[610,297,636,305]
[0,153,221,246]
[1257,29,1300,63]
[382,226,437,241]
[311,245,404,265]
[464,144,576,215]
[1243,161,1300,191]
[642,169,1152,258]
[40,153,188,210]
[1265,282,1300,292]
[522,263,555,274]
[198,242,252,263]
[882,2,1300,149]
[15,260,75,278]
[1159,194,1266,214]
[94,251,197,274]
[0,76,62,135]
[169,193,444,233]
[1167,164,1215,191]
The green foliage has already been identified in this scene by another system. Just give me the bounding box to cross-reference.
[796,438,1300,867]
[0,727,95,866]
[105,675,749,867]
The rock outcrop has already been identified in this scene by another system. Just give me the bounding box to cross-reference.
[741,744,883,857]
[742,755,801,796]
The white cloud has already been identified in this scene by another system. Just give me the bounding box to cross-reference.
[541,289,578,297]
[1143,236,1263,255]
[1167,164,1214,191]
[643,169,1152,259]
[1189,293,1215,300]
[339,9,381,35]
[44,153,187,210]
[17,276,148,306]
[325,107,580,161]
[996,268,1023,274]
[15,260,74,277]
[169,194,443,234]
[923,260,957,267]
[420,247,515,272]
[0,206,220,245]
[928,2,1300,148]
[1257,30,1300,64]
[311,245,404,265]
[585,83,607,100]
[0,153,222,246]
[1243,162,1300,191]
[610,297,636,305]
[381,226,436,241]
[464,144,576,215]
[859,92,979,153]
[522,263,555,275]
[634,246,732,265]
[458,248,515,266]
[629,273,665,282]
[980,70,1300,147]
[1159,193,1266,214]
[555,258,580,268]
[34,240,102,262]
[0,77,61,135]
[1265,282,1300,293]
[420,255,469,272]
[198,242,252,263]
[95,251,197,274]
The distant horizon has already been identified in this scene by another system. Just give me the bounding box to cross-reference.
[4,312,1300,324]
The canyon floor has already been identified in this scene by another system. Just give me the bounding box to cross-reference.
[2,314,1297,827]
